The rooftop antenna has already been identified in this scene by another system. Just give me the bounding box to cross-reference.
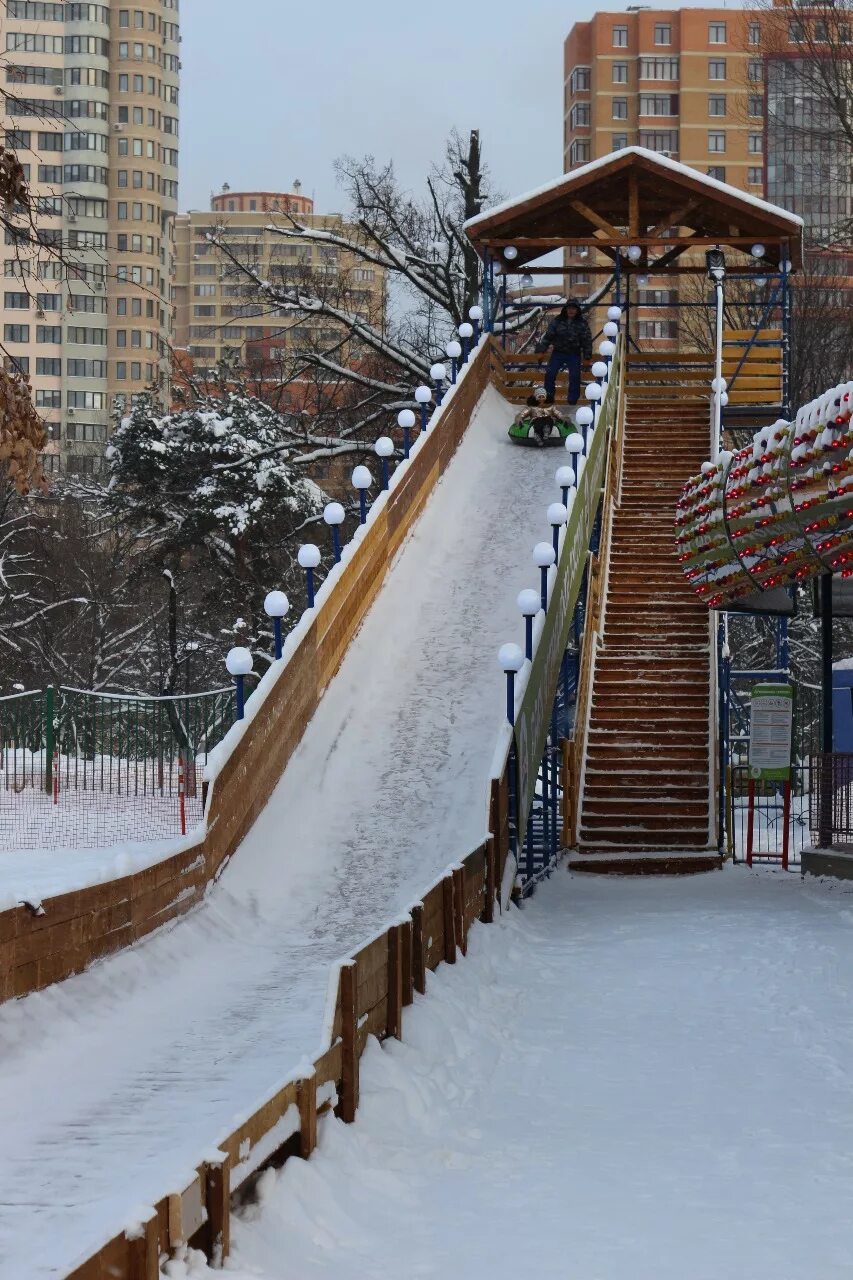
[293,179,302,194]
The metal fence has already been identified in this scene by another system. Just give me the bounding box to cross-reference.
[808,753,853,847]
[0,685,236,852]
[728,763,811,868]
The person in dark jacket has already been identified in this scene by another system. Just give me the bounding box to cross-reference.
[534,300,593,406]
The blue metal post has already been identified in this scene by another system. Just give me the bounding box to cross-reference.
[332,526,341,563]
[380,457,389,490]
[305,567,315,608]
[435,378,445,407]
[420,403,429,433]
[472,317,480,344]
[273,618,282,661]
[358,491,367,524]
[234,674,245,721]
[461,336,470,364]
[403,425,411,458]
[501,275,507,350]
[540,565,549,612]
[505,670,515,724]
[552,524,560,558]
[560,483,570,506]
[524,615,533,661]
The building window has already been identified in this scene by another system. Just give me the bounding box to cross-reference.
[612,134,628,150]
[749,22,760,45]
[639,58,679,80]
[747,166,763,185]
[35,389,61,408]
[707,166,726,182]
[613,24,628,47]
[708,95,726,117]
[569,139,590,167]
[748,132,763,153]
[640,93,678,116]
[569,66,590,93]
[749,95,763,118]
[637,319,678,340]
[654,23,671,45]
[709,22,726,43]
[570,102,590,128]
[708,60,726,80]
[612,62,628,84]
[708,131,726,153]
[748,59,763,82]
[789,21,804,42]
[612,97,628,120]
[638,130,678,155]
[4,291,29,309]
[3,323,28,342]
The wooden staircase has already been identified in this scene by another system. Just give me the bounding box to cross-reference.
[572,393,721,874]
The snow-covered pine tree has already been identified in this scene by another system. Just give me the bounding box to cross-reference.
[105,391,326,669]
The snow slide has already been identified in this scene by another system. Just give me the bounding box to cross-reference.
[0,385,561,1278]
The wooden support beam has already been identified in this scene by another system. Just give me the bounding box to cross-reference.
[650,242,691,271]
[453,865,466,957]
[482,836,496,925]
[569,200,625,239]
[127,1214,159,1280]
[338,960,359,1123]
[401,917,414,1007]
[442,876,457,965]
[482,235,786,251]
[628,172,639,238]
[297,1075,317,1159]
[204,1155,231,1267]
[386,923,403,1040]
[648,199,699,238]
[411,901,426,994]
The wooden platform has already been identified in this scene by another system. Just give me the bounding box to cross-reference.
[567,849,723,875]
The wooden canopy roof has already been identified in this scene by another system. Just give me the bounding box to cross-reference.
[465,147,803,271]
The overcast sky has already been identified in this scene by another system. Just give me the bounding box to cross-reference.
[179,0,602,217]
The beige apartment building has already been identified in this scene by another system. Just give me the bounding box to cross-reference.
[1,0,179,476]
[564,7,766,342]
[174,188,385,400]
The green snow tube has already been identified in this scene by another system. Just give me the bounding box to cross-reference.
[508,411,573,447]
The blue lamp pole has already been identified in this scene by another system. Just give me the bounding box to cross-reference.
[547,501,568,559]
[517,589,539,662]
[374,436,394,489]
[352,465,372,524]
[430,362,446,407]
[324,501,345,563]
[415,385,432,432]
[264,590,290,660]
[397,408,415,458]
[533,542,556,612]
[226,646,253,720]
[499,643,524,724]
[298,543,321,607]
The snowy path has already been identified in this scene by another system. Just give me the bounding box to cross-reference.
[187,867,853,1280]
[0,388,564,1279]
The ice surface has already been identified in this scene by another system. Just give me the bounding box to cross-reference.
[0,384,562,1278]
[191,867,853,1280]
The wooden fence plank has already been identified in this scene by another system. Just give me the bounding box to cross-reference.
[411,903,426,994]
[401,918,414,1007]
[453,865,466,957]
[442,876,456,965]
[339,961,359,1123]
[386,924,403,1040]
[297,1075,317,1160]
[126,1214,159,1280]
[205,1155,231,1267]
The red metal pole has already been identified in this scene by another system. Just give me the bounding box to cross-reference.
[746,779,755,867]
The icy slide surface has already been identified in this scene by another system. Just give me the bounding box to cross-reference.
[199,869,853,1280]
[0,386,561,1278]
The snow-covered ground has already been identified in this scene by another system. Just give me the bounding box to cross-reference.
[176,866,853,1280]
[0,387,566,1278]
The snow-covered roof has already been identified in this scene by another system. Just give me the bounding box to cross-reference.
[465,147,803,234]
[464,147,803,269]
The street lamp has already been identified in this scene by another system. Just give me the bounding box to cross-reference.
[352,464,372,524]
[603,320,619,339]
[533,541,556,611]
[375,436,394,489]
[414,384,432,432]
[547,500,568,558]
[398,407,416,458]
[445,339,462,384]
[706,248,727,462]
[226,646,253,720]
[431,361,446,406]
[499,642,524,723]
[298,543,321,607]
[458,322,473,364]
[573,409,592,453]
[517,588,540,661]
[264,590,290,661]
[469,304,483,344]
[324,501,345,563]
[555,464,575,506]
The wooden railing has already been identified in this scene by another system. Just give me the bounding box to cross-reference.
[490,344,597,405]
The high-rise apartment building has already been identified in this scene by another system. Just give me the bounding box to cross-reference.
[1,0,180,477]
[565,8,764,190]
[174,188,386,401]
